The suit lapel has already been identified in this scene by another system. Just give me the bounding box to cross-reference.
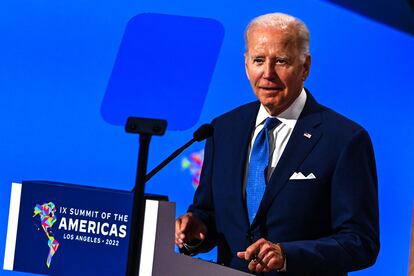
[226,102,259,228]
[253,92,324,225]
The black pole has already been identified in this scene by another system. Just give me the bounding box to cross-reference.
[126,134,151,276]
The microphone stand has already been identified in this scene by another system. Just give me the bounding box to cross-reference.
[125,117,167,276]
[124,119,212,276]
[126,134,149,276]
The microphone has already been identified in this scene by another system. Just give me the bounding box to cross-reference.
[192,124,214,141]
[144,124,214,183]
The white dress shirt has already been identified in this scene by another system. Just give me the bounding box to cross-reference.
[244,88,307,192]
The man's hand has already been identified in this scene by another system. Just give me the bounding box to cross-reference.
[175,212,207,249]
[237,238,285,273]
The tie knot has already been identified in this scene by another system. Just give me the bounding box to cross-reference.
[263,117,282,131]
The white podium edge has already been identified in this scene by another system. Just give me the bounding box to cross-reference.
[3,182,22,271]
[139,200,159,276]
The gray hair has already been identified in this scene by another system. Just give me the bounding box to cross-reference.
[244,13,310,60]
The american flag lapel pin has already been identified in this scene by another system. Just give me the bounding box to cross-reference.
[303,132,312,139]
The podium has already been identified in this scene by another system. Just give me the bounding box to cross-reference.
[3,181,249,275]
[140,200,250,276]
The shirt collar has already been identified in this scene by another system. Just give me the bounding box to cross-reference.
[255,88,307,129]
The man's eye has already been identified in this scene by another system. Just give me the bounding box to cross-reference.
[253,58,264,64]
[276,59,289,66]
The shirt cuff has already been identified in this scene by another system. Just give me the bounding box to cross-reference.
[276,243,287,272]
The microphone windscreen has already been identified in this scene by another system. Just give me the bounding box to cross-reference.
[193,124,214,141]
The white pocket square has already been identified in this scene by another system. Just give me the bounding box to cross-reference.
[289,172,316,180]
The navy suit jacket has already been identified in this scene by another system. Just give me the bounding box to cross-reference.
[188,92,379,275]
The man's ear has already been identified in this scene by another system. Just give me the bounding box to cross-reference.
[244,53,251,80]
[302,54,311,81]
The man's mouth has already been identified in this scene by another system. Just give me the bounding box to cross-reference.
[259,86,283,91]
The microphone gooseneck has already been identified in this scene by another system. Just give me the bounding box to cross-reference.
[144,124,214,183]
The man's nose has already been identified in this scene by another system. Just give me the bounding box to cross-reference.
[263,62,277,79]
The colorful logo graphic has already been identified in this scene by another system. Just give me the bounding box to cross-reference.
[33,202,60,268]
[181,149,204,189]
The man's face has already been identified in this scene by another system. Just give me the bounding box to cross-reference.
[245,26,311,116]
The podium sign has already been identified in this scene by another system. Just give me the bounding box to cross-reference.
[3,181,133,275]
[3,181,250,276]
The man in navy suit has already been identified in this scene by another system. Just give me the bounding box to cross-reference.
[175,12,379,275]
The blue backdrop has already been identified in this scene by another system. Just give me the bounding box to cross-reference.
[1,0,413,275]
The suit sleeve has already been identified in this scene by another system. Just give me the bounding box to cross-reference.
[280,129,380,273]
[185,121,218,254]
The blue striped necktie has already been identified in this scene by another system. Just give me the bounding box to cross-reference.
[246,117,282,224]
